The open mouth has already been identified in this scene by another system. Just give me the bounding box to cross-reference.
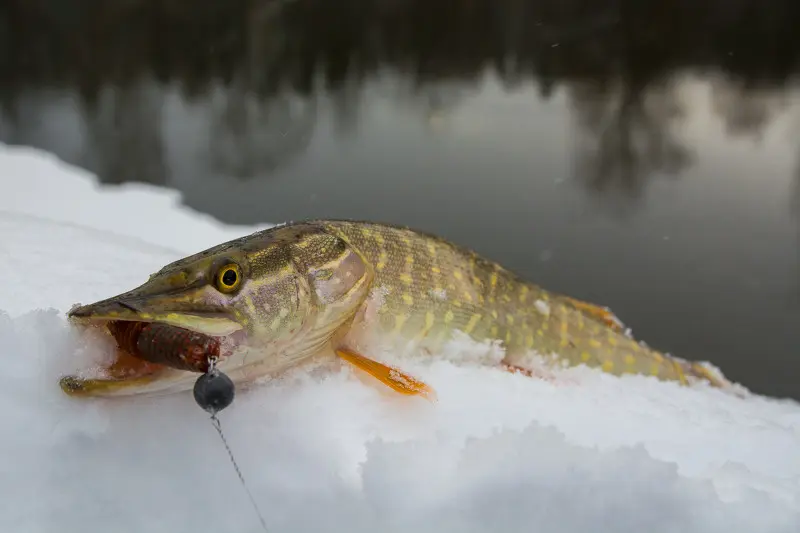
[60,318,233,397]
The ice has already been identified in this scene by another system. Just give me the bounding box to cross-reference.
[1,143,799,533]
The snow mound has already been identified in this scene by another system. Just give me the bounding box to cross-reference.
[0,143,272,255]
[1,144,799,533]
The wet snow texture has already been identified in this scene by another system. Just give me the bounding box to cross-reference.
[1,145,799,533]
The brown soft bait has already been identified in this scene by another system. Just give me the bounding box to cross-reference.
[107,321,221,373]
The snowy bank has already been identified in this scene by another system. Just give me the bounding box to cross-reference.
[1,144,799,533]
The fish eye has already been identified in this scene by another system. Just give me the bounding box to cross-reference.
[215,263,242,293]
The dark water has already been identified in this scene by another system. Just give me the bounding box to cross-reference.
[2,0,800,400]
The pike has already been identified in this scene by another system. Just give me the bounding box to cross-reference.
[60,219,734,398]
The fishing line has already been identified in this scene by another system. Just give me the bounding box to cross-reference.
[194,356,269,532]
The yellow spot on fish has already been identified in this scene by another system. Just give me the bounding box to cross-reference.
[427,242,436,255]
[505,331,511,343]
[361,228,374,238]
[608,335,618,346]
[463,291,473,302]
[589,339,602,348]
[537,329,544,337]
[432,266,441,274]
[506,314,515,325]
[399,273,413,285]
[624,354,636,366]
[502,294,511,303]
[376,251,388,271]
[375,234,385,245]
[581,351,591,362]
[650,362,660,376]
[444,310,455,323]
[672,360,687,385]
[490,272,498,287]
[491,310,498,319]
[525,334,534,347]
[406,255,414,264]
[394,314,408,332]
[416,311,435,338]
[166,271,188,286]
[652,352,664,363]
[453,300,462,307]
[402,294,414,305]
[519,286,529,303]
[465,314,481,334]
[491,325,499,336]
[454,271,463,280]
[602,360,614,372]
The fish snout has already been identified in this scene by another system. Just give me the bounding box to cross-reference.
[67,298,143,322]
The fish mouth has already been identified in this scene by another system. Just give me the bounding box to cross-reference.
[60,302,244,398]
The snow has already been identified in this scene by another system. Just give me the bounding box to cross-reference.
[1,143,799,533]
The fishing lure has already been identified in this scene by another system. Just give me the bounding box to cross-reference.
[107,320,221,373]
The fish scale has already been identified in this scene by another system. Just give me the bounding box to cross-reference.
[323,220,715,384]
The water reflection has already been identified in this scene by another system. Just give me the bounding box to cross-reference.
[568,79,693,202]
[2,0,800,400]
[206,78,317,179]
[1,0,799,200]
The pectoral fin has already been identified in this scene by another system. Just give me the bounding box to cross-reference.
[563,296,626,333]
[336,349,436,401]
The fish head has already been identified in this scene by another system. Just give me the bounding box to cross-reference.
[61,223,373,398]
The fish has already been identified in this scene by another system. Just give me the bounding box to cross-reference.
[60,219,734,399]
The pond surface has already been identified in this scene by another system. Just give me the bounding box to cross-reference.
[2,0,800,400]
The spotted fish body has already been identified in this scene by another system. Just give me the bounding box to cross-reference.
[319,221,724,386]
[62,219,730,398]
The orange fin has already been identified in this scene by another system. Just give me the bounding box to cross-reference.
[336,349,436,401]
[564,297,626,333]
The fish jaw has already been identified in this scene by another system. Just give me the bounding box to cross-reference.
[58,344,285,398]
[58,316,246,398]
[59,366,193,398]
[67,297,244,337]
[61,289,247,398]
[58,319,342,398]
